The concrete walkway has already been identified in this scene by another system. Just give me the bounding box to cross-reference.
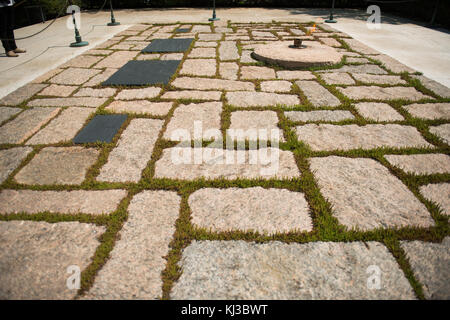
[0,7,449,98]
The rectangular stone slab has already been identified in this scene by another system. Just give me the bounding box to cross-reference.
[102,60,181,86]
[142,38,194,53]
[73,114,127,144]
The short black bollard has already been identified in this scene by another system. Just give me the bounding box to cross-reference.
[325,0,337,23]
[208,0,220,21]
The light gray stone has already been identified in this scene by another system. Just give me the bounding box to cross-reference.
[240,50,257,63]
[0,147,32,183]
[373,54,415,73]
[161,90,222,101]
[15,147,99,185]
[154,147,300,180]
[27,107,93,145]
[188,47,216,58]
[276,70,315,80]
[165,102,222,141]
[181,59,216,76]
[198,33,221,41]
[0,107,60,144]
[39,84,77,97]
[241,66,276,80]
[354,102,404,121]
[61,55,104,68]
[404,103,450,120]
[411,75,450,98]
[171,240,415,299]
[296,81,341,107]
[420,183,450,216]
[115,87,162,100]
[49,68,101,85]
[229,111,283,141]
[0,189,126,215]
[74,88,117,98]
[0,220,104,299]
[226,91,299,107]
[28,97,107,108]
[401,238,450,299]
[83,68,118,87]
[0,83,47,106]
[0,107,21,124]
[320,72,355,85]
[97,119,163,183]
[285,110,354,122]
[338,86,429,101]
[219,62,238,80]
[85,191,180,299]
[219,41,239,60]
[352,74,406,85]
[310,156,434,230]
[429,124,450,145]
[95,51,138,68]
[172,77,255,91]
[384,153,450,175]
[296,124,432,151]
[189,187,312,234]
[106,100,172,116]
[346,57,369,63]
[318,64,387,75]
[260,80,292,93]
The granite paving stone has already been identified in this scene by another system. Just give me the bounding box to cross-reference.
[354,102,404,121]
[373,54,415,73]
[83,68,118,87]
[181,59,216,76]
[296,81,341,107]
[352,74,407,85]
[318,64,387,75]
[188,47,216,58]
[404,103,450,120]
[115,87,161,100]
[227,91,299,107]
[39,84,77,97]
[320,72,355,85]
[28,97,107,108]
[429,124,450,144]
[338,86,429,101]
[106,100,172,116]
[229,111,283,141]
[0,147,32,183]
[419,183,450,216]
[0,107,21,124]
[95,51,139,68]
[241,66,276,80]
[0,83,47,106]
[49,68,101,85]
[161,90,221,101]
[384,153,450,175]
[172,77,254,91]
[285,110,354,122]
[276,70,315,80]
[219,41,239,60]
[219,62,238,80]
[260,80,292,93]
[411,75,450,98]
[61,55,104,68]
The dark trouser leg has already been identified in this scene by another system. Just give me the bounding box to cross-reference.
[0,6,17,52]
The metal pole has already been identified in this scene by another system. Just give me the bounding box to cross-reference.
[428,0,440,27]
[107,0,120,26]
[208,0,220,21]
[70,9,88,47]
[325,0,337,23]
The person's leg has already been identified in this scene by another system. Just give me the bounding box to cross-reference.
[0,6,14,53]
[5,6,18,52]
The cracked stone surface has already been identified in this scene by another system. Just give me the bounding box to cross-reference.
[384,153,450,175]
[15,147,99,185]
[401,238,450,299]
[309,156,434,230]
[171,240,415,299]
[286,110,354,122]
[154,147,300,180]
[106,100,172,116]
[0,220,104,299]
[419,183,450,216]
[296,81,341,107]
[429,124,450,145]
[404,103,450,120]
[338,86,429,101]
[98,119,163,183]
[85,191,180,299]
[189,187,312,234]
[296,124,432,151]
[354,102,404,121]
[226,91,299,107]
[0,189,127,215]
[0,147,32,184]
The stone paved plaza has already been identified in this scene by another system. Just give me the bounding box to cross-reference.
[0,21,449,300]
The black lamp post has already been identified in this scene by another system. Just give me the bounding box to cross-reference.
[107,0,120,26]
[208,0,220,21]
[325,0,337,23]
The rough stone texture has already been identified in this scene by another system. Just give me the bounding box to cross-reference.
[260,80,292,93]
[85,191,180,299]
[240,66,275,80]
[32,68,63,83]
[28,97,107,108]
[0,189,127,215]
[195,41,218,47]
[385,154,450,175]
[172,77,254,91]
[401,238,450,300]
[181,59,216,76]
[419,183,450,216]
[404,103,450,120]
[285,110,354,122]
[61,55,104,68]
[219,41,239,60]
[188,47,216,58]
[115,87,161,100]
[15,147,99,185]
[354,102,404,121]
[83,68,118,87]
[319,37,341,47]
[240,50,257,63]
[352,74,406,85]
[161,90,222,101]
[198,33,221,41]
[171,240,415,299]
[429,124,450,145]
[296,124,432,151]
[74,88,117,98]
[106,100,172,116]
[136,53,160,60]
[0,107,60,144]
[226,91,299,107]
[189,187,312,234]
[0,147,32,183]
[97,119,163,183]
[165,102,222,141]
[310,156,433,230]
[95,51,138,68]
[49,68,101,85]
[338,86,429,101]
[296,81,341,107]
[39,84,77,97]
[320,72,355,85]
[276,70,315,80]
[346,57,370,63]
[192,25,211,33]
[343,38,380,55]
[0,107,21,123]
[229,111,283,141]
[411,75,450,98]
[219,62,238,80]
[0,220,104,299]
[154,147,300,180]
[318,64,387,75]
[0,83,47,106]
[373,54,415,73]
[252,41,343,68]
[27,107,93,145]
